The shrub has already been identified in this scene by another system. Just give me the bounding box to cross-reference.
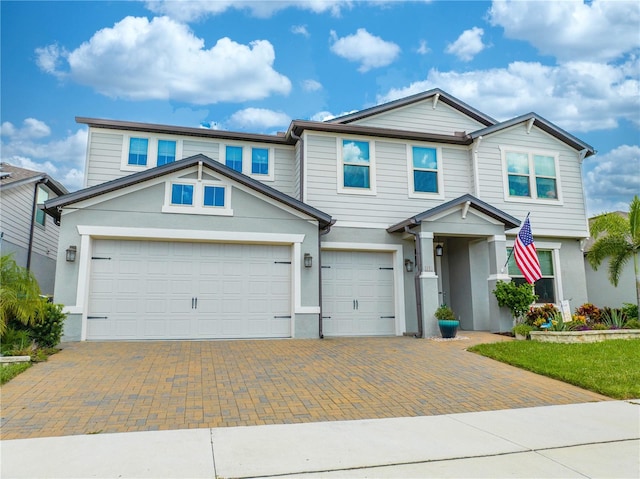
[575,303,602,326]
[624,319,640,329]
[601,307,626,328]
[493,280,538,323]
[30,303,66,348]
[525,304,559,327]
[512,323,533,338]
[434,304,456,321]
[0,326,33,355]
[621,303,638,321]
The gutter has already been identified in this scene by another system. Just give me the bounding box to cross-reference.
[318,219,336,339]
[404,225,424,338]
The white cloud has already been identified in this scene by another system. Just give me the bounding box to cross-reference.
[309,111,337,122]
[417,40,430,55]
[36,16,291,104]
[330,28,400,72]
[377,60,639,132]
[489,0,640,62]
[227,108,291,130]
[445,27,486,62]
[1,121,88,191]
[302,79,322,91]
[145,0,353,21]
[292,25,310,37]
[583,145,640,216]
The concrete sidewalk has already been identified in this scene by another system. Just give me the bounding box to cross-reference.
[2,400,639,479]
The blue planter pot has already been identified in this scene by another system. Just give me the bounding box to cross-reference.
[438,320,460,338]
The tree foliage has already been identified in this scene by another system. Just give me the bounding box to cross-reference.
[587,195,640,308]
[0,255,46,336]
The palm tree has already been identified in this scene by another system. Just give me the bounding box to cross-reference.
[0,254,46,336]
[587,195,640,308]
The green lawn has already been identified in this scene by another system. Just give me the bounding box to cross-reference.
[468,339,640,399]
[0,362,31,385]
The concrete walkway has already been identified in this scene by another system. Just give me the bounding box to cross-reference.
[2,400,639,478]
[0,334,608,439]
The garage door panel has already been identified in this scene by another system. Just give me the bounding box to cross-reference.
[87,240,292,340]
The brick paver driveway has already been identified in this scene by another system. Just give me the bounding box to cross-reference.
[1,333,607,439]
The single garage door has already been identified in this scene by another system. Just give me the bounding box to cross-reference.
[322,250,395,336]
[87,239,292,340]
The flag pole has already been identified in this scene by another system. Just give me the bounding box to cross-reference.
[501,212,530,273]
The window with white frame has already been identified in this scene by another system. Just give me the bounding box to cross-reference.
[220,144,275,181]
[502,148,560,202]
[507,248,556,303]
[157,139,176,166]
[408,145,443,198]
[128,137,148,166]
[251,147,269,175]
[35,186,49,226]
[338,138,376,195]
[163,180,232,215]
[225,145,243,172]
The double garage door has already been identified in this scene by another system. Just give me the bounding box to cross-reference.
[87,240,291,340]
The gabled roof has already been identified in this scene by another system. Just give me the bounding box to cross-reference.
[387,194,520,233]
[326,88,497,127]
[44,155,333,229]
[469,112,596,157]
[0,162,68,196]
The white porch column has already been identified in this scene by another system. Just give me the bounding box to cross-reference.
[418,232,440,337]
[487,235,513,332]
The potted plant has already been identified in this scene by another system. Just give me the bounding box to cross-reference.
[435,304,459,338]
[512,323,533,340]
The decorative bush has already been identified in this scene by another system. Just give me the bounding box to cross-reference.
[624,319,640,329]
[525,303,559,327]
[0,327,33,355]
[30,303,66,348]
[434,304,456,321]
[493,280,538,323]
[621,303,638,321]
[574,303,602,327]
[601,307,626,329]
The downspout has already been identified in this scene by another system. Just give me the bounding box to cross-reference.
[27,178,47,271]
[290,130,304,202]
[318,220,335,339]
[404,225,424,338]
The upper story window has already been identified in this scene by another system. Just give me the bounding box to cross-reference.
[502,147,561,203]
[407,145,444,199]
[128,138,148,166]
[338,138,376,195]
[163,179,232,216]
[225,146,243,172]
[35,186,49,226]
[251,148,269,175]
[157,140,176,166]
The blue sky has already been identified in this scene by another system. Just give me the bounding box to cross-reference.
[1,0,638,216]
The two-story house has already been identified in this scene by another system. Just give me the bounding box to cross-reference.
[1,163,68,295]
[45,89,595,341]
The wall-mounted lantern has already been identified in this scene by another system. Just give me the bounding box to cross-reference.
[435,244,444,257]
[304,253,313,268]
[404,259,414,272]
[66,245,77,262]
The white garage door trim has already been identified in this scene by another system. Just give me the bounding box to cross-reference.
[321,242,405,336]
[73,226,307,340]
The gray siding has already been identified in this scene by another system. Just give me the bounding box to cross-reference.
[304,133,473,225]
[85,130,125,187]
[273,147,295,197]
[475,124,588,235]
[183,139,219,159]
[351,100,486,135]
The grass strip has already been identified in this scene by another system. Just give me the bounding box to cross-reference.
[468,339,640,399]
[1,362,31,385]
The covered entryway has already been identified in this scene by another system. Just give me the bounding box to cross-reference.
[87,239,292,340]
[321,250,395,336]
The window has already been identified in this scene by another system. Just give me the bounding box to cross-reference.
[171,184,194,205]
[203,185,225,207]
[412,146,440,193]
[508,249,556,303]
[35,186,49,226]
[251,148,269,175]
[226,146,243,172]
[342,139,370,189]
[157,140,176,166]
[504,149,559,201]
[128,138,148,166]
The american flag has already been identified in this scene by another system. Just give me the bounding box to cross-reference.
[514,216,542,284]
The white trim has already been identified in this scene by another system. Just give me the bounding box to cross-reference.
[292,242,319,317]
[499,145,564,205]
[505,240,563,304]
[506,240,562,250]
[488,235,507,243]
[320,242,406,336]
[506,228,589,238]
[488,274,511,281]
[336,136,377,196]
[161,179,233,216]
[333,221,392,229]
[419,272,438,279]
[406,143,445,200]
[418,232,434,239]
[79,234,92,341]
[120,134,184,172]
[220,142,276,182]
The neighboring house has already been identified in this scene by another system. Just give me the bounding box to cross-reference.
[45,89,596,341]
[0,163,68,295]
[583,212,636,308]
